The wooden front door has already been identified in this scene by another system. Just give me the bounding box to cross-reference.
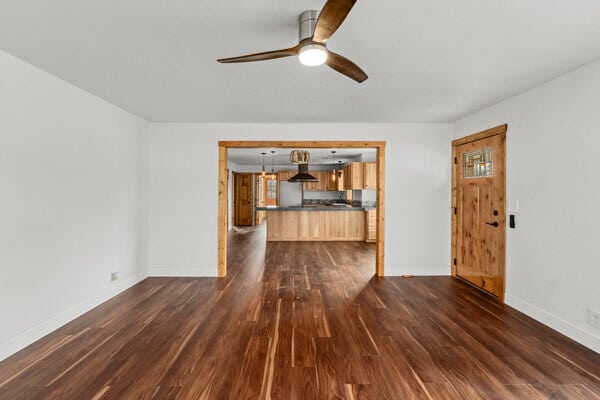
[453,126,506,301]
[234,173,253,226]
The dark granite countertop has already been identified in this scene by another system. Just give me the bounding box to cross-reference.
[256,205,375,212]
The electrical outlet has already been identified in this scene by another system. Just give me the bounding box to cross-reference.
[110,272,119,282]
[588,309,600,330]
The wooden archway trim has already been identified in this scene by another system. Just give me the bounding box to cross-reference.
[218,141,386,277]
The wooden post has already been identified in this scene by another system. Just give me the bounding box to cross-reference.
[376,144,386,276]
[218,145,228,277]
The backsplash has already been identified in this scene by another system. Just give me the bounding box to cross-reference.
[302,198,376,208]
[303,191,345,201]
[303,198,348,205]
[354,200,376,208]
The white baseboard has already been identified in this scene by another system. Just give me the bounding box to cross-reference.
[0,273,147,362]
[149,267,216,278]
[506,294,600,354]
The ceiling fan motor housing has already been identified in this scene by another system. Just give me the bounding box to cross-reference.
[299,10,319,42]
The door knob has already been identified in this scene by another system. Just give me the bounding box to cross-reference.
[486,221,499,227]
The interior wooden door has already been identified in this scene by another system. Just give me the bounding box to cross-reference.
[454,128,506,300]
[234,173,253,226]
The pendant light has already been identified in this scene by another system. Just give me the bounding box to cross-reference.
[290,150,310,165]
[270,150,276,180]
[331,151,337,181]
[288,150,318,182]
[260,152,266,177]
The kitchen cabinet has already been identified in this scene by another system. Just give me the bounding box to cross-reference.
[303,172,317,191]
[327,171,336,191]
[341,162,377,190]
[278,170,295,181]
[343,166,349,189]
[304,171,328,191]
[343,162,364,190]
[320,171,329,191]
[327,169,344,191]
[283,165,368,191]
[267,210,365,241]
[336,170,345,191]
[363,162,377,189]
[364,209,376,242]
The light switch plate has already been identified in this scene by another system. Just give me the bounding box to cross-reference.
[509,200,520,213]
[588,309,600,330]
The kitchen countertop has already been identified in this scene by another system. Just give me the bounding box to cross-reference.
[256,205,375,212]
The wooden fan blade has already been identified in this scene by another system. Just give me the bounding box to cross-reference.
[313,0,357,43]
[325,51,368,82]
[217,45,299,63]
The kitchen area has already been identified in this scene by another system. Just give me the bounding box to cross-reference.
[228,148,377,243]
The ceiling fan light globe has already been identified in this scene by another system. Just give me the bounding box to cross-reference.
[298,44,327,67]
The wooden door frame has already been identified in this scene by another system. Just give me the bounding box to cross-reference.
[218,141,386,277]
[451,124,507,302]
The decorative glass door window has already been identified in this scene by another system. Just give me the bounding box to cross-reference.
[266,179,277,200]
[463,148,493,178]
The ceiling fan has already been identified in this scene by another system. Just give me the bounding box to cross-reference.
[217,0,367,83]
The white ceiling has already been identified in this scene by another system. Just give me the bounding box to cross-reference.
[228,148,375,166]
[1,1,600,123]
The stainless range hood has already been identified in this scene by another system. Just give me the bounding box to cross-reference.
[288,163,319,182]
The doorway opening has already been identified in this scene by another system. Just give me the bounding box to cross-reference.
[232,172,278,227]
[218,141,386,277]
[451,125,507,302]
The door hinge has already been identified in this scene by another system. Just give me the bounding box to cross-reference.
[453,258,457,266]
[454,157,457,164]
[453,207,457,215]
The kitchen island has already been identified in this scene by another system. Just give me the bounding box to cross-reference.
[256,205,374,242]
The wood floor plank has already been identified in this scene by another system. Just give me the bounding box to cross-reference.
[0,224,598,399]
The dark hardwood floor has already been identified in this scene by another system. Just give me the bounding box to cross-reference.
[1,224,599,399]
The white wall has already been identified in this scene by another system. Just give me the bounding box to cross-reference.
[148,124,452,277]
[0,50,149,361]
[279,180,303,207]
[454,60,600,353]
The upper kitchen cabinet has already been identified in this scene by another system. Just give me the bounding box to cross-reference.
[363,162,377,190]
[304,171,328,191]
[327,169,344,191]
[320,171,330,191]
[278,170,295,181]
[303,174,318,191]
[336,170,344,191]
[344,162,364,190]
